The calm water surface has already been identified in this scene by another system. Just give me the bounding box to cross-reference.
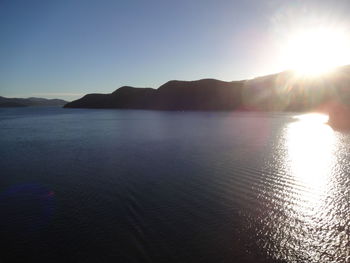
[0,107,349,263]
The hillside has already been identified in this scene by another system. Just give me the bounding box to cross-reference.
[64,66,350,112]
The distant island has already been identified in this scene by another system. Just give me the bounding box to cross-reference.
[0,96,68,107]
[64,65,350,113]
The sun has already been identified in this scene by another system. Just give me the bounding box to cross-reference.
[284,27,350,77]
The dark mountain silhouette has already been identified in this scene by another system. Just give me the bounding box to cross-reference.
[0,96,68,107]
[64,65,350,113]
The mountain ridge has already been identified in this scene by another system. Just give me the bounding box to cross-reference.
[64,66,350,112]
[0,96,68,107]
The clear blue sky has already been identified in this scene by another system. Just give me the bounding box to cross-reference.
[1,0,349,100]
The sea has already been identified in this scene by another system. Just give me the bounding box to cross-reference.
[0,107,349,263]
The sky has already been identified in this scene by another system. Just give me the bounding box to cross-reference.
[1,0,350,100]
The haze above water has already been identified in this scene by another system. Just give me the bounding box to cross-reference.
[0,107,349,263]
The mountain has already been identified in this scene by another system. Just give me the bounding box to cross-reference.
[0,96,68,107]
[64,65,350,112]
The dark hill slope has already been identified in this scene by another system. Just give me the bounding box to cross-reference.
[154,79,245,110]
[64,80,245,110]
[64,66,350,112]
[65,87,157,109]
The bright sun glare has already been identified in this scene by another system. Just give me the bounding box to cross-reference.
[284,27,350,76]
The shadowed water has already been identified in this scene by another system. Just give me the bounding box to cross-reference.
[0,107,349,263]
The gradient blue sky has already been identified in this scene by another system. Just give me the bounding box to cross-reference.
[1,0,350,100]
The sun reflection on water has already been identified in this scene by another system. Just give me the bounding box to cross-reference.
[286,114,338,223]
[288,113,335,194]
[262,113,349,262]
[279,113,346,261]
